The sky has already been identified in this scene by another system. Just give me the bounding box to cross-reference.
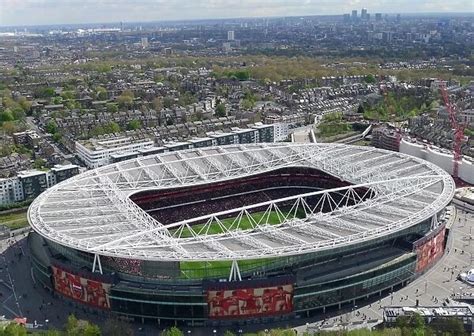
[0,0,473,27]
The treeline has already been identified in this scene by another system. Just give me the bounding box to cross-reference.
[317,112,353,138]
[360,92,435,122]
[0,313,467,336]
[0,89,31,135]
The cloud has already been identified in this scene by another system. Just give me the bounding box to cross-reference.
[0,0,472,26]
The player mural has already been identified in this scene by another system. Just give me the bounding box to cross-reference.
[414,225,446,273]
[207,284,293,318]
[51,266,111,309]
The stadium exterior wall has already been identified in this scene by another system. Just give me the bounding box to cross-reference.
[26,143,455,326]
[28,216,447,326]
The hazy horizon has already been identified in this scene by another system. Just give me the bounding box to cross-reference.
[0,0,473,27]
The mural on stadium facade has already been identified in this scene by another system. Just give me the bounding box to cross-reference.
[51,266,111,309]
[415,226,446,273]
[207,284,293,318]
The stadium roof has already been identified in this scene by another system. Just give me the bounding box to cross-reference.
[28,143,455,261]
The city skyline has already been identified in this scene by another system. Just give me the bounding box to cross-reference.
[0,0,473,27]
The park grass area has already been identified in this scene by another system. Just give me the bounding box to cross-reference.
[0,210,29,230]
[317,113,353,138]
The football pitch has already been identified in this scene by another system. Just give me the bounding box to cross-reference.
[178,210,303,279]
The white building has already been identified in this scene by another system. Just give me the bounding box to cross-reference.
[400,137,474,184]
[265,113,306,142]
[272,123,290,142]
[227,30,235,41]
[76,137,154,169]
[0,178,24,205]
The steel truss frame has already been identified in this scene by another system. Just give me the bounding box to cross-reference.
[27,143,455,262]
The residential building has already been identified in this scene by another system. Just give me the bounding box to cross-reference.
[265,114,306,142]
[12,130,41,148]
[75,136,154,168]
[0,164,80,206]
[207,131,238,146]
[19,170,49,201]
[252,122,275,143]
[0,178,24,205]
[232,127,258,144]
[371,126,400,152]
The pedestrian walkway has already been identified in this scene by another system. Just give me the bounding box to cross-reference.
[295,206,474,333]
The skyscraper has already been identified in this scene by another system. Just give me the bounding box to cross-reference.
[375,13,382,21]
[227,30,235,41]
[351,10,358,20]
[361,8,368,20]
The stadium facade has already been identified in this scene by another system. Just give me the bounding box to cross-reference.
[27,143,455,327]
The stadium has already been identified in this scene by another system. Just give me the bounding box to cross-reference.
[27,143,455,327]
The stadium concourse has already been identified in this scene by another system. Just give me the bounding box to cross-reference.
[26,143,455,327]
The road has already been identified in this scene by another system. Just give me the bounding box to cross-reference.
[25,117,74,161]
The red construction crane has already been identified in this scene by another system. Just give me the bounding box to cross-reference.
[438,81,465,178]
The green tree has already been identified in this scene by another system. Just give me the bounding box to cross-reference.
[106,103,118,113]
[232,70,250,81]
[215,103,226,117]
[178,92,197,106]
[241,99,255,110]
[2,121,17,135]
[52,132,62,142]
[163,96,174,108]
[64,315,79,336]
[364,74,376,83]
[161,327,183,336]
[17,96,32,113]
[90,125,105,137]
[127,119,141,130]
[0,110,14,123]
[116,90,134,108]
[396,313,425,336]
[61,90,76,100]
[96,87,108,101]
[83,323,101,336]
[224,331,236,336]
[40,87,55,98]
[3,323,27,336]
[51,96,63,105]
[101,319,133,336]
[46,120,58,134]
[33,158,46,169]
[64,314,101,336]
[104,121,121,134]
[428,317,467,336]
[11,107,25,121]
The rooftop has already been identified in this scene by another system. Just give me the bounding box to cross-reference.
[28,143,454,262]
